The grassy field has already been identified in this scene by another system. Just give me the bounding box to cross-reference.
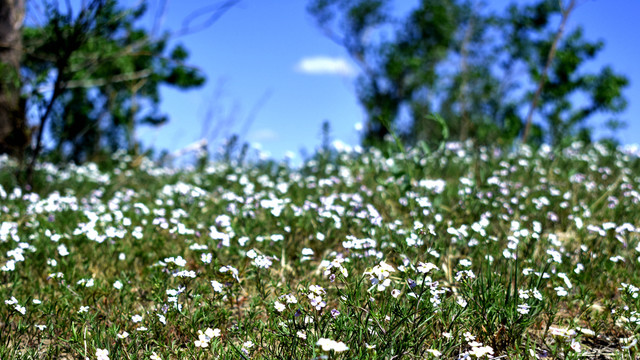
[1,142,640,359]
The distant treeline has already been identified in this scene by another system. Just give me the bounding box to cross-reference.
[308,0,628,148]
[0,0,629,176]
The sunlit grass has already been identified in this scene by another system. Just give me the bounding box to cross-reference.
[1,142,639,359]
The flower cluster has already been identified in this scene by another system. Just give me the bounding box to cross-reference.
[365,261,395,291]
[319,255,348,280]
[307,284,327,310]
[194,327,221,348]
[316,338,349,352]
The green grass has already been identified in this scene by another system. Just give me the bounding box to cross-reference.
[1,142,640,359]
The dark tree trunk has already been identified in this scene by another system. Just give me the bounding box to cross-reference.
[0,0,27,160]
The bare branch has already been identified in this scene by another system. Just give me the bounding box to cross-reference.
[238,89,272,142]
[457,1,477,141]
[174,0,239,37]
[521,0,577,143]
[36,69,153,92]
[200,79,227,139]
[64,0,73,18]
[151,0,169,37]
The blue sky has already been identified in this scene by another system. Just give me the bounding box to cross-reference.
[133,0,640,160]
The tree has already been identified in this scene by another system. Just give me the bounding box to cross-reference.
[0,0,237,172]
[0,0,28,159]
[503,0,628,146]
[21,0,206,164]
[308,0,458,147]
[308,0,629,147]
[410,0,521,146]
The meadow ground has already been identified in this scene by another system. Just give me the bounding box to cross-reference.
[1,142,640,359]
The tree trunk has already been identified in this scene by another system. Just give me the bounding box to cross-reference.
[0,0,27,160]
[521,0,576,144]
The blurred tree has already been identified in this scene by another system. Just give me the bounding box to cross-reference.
[410,0,523,146]
[0,0,28,160]
[21,0,206,164]
[308,0,457,147]
[504,0,628,146]
[308,0,629,148]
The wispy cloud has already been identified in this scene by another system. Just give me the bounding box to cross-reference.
[248,128,279,143]
[295,56,357,77]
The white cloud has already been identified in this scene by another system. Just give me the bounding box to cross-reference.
[248,128,279,143]
[295,56,357,77]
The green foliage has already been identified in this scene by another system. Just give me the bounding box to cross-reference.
[308,0,629,148]
[21,0,205,163]
[501,1,628,146]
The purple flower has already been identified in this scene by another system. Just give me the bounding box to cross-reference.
[407,279,417,289]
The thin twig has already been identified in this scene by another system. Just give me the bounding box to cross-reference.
[175,0,239,37]
[521,0,577,143]
[457,1,477,141]
[36,69,152,92]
